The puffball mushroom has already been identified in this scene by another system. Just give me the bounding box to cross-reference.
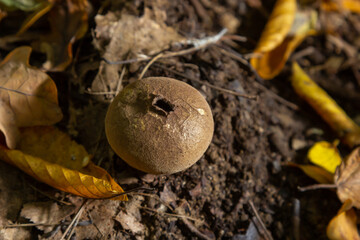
[105,77,214,174]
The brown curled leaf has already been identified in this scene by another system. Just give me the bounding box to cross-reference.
[335,147,360,208]
[0,46,63,149]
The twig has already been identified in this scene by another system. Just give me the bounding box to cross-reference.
[220,35,247,42]
[298,184,337,192]
[183,29,227,48]
[139,205,204,224]
[5,223,58,228]
[128,192,174,211]
[97,187,154,200]
[88,213,103,238]
[28,184,72,206]
[181,217,214,240]
[154,63,257,100]
[138,53,164,80]
[60,199,88,240]
[292,199,300,240]
[84,89,117,95]
[116,65,127,94]
[291,46,315,61]
[217,45,299,110]
[102,29,228,65]
[248,200,274,240]
[252,79,299,110]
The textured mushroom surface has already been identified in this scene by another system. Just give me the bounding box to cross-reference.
[105,77,214,174]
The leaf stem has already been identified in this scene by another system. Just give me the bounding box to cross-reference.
[298,184,337,192]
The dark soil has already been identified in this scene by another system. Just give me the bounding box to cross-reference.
[1,0,359,239]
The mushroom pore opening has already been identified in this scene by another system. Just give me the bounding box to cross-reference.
[152,96,174,115]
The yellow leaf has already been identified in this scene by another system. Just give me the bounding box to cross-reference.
[327,200,360,240]
[335,147,360,208]
[250,0,318,80]
[291,62,360,148]
[0,46,63,149]
[322,0,360,13]
[287,162,334,184]
[253,0,297,53]
[0,127,127,201]
[250,0,296,79]
[308,140,342,174]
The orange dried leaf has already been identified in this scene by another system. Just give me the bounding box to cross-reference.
[291,62,360,148]
[0,46,63,149]
[287,162,334,184]
[253,0,297,53]
[335,147,360,208]
[327,200,360,240]
[38,0,88,71]
[251,3,318,80]
[17,1,54,35]
[322,0,360,13]
[0,127,127,201]
[250,0,298,79]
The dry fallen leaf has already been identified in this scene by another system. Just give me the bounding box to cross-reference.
[37,0,88,71]
[0,127,127,200]
[327,199,360,240]
[0,46,63,149]
[291,62,360,148]
[250,0,318,79]
[322,0,360,13]
[335,147,360,208]
[20,201,74,234]
[92,8,184,94]
[115,196,146,235]
[287,162,334,184]
[308,140,342,174]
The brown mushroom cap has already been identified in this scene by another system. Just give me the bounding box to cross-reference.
[105,77,214,174]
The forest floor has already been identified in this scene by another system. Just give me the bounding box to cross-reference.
[0,0,359,239]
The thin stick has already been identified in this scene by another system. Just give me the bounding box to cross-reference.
[60,199,88,240]
[181,217,214,240]
[88,213,103,238]
[220,35,247,42]
[139,205,204,224]
[155,63,257,100]
[217,45,299,110]
[298,184,337,192]
[292,199,300,240]
[28,184,72,206]
[116,65,127,94]
[5,223,58,228]
[84,89,117,95]
[128,192,174,211]
[290,46,315,61]
[97,187,154,200]
[66,211,83,240]
[248,200,274,240]
[138,53,164,80]
[103,29,228,66]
